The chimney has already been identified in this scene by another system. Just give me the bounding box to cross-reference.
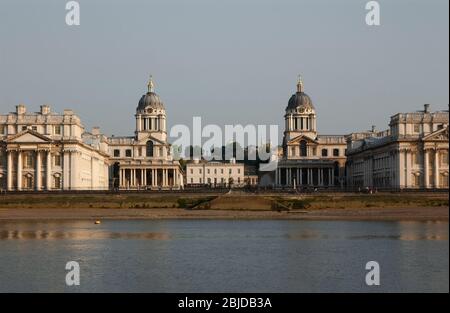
[40,105,50,115]
[16,104,26,115]
[424,104,430,113]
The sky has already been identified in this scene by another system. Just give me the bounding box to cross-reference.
[0,0,448,141]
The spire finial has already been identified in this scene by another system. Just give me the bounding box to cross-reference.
[297,74,304,92]
[147,75,154,93]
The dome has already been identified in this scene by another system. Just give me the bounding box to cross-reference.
[287,92,314,110]
[137,76,165,111]
[286,76,315,111]
[137,92,164,110]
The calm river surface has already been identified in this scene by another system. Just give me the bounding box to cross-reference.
[0,220,448,292]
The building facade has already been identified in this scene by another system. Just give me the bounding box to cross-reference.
[108,77,183,190]
[0,105,110,191]
[346,104,449,189]
[275,77,347,188]
[186,159,244,187]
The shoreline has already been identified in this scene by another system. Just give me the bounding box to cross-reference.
[0,192,448,222]
[0,206,448,222]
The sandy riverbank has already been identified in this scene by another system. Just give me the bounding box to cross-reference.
[0,192,448,221]
[0,206,447,222]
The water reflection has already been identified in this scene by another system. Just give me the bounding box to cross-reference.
[0,230,170,240]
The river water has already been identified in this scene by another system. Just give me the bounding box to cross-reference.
[0,220,448,292]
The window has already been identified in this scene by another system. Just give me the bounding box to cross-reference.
[25,176,33,189]
[54,155,61,167]
[54,125,62,135]
[191,178,193,183]
[0,125,4,134]
[413,174,420,187]
[291,147,296,156]
[440,174,449,188]
[413,152,420,165]
[160,147,163,156]
[32,126,37,132]
[414,124,420,133]
[25,153,34,168]
[221,169,224,174]
[146,141,154,157]
[238,169,241,174]
[321,149,328,157]
[114,150,120,157]
[300,140,307,157]
[125,149,132,157]
[190,169,193,174]
[199,169,202,174]
[229,169,232,174]
[54,176,61,189]
[207,169,210,174]
[199,178,202,184]
[22,126,27,131]
[214,169,217,174]
[333,149,339,157]
[441,152,449,166]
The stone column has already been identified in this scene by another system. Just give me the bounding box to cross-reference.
[153,169,157,187]
[17,151,22,191]
[46,151,52,190]
[7,150,12,191]
[405,150,411,188]
[36,150,41,191]
[424,150,429,188]
[299,168,303,185]
[331,168,335,186]
[434,150,440,188]
[70,151,78,190]
[399,149,405,188]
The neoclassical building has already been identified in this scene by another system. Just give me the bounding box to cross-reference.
[185,159,245,187]
[275,77,347,188]
[0,105,110,191]
[346,104,449,189]
[108,77,183,190]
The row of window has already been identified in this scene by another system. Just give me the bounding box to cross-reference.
[189,177,242,184]
[189,167,242,175]
[293,141,344,157]
[113,142,163,158]
[0,125,63,135]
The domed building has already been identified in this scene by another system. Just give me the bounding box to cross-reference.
[107,76,183,190]
[275,76,347,188]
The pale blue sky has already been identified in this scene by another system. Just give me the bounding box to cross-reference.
[0,0,448,139]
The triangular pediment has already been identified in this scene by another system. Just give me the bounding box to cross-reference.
[287,134,318,145]
[137,134,166,145]
[6,130,52,143]
[422,127,449,142]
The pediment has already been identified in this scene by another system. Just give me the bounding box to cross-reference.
[287,134,318,145]
[422,127,449,142]
[137,134,166,145]
[6,130,52,143]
